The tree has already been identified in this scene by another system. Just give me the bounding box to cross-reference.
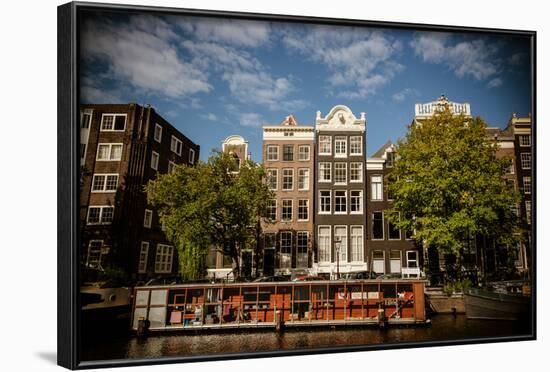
[146,151,273,280]
[387,107,521,278]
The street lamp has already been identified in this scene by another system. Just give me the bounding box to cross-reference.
[334,237,341,280]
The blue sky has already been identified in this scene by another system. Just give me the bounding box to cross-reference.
[80,11,532,161]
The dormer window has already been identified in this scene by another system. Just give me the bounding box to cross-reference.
[386,152,395,168]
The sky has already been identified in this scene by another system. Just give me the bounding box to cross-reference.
[80,10,532,161]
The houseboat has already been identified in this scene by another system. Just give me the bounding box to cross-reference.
[131,279,429,333]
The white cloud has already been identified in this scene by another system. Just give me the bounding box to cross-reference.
[177,17,271,48]
[201,113,218,121]
[487,78,503,88]
[282,26,403,98]
[80,85,122,104]
[392,88,419,102]
[81,15,211,99]
[411,32,499,81]
[239,112,263,127]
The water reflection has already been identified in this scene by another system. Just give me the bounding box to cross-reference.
[82,315,532,362]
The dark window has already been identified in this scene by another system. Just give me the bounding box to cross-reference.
[389,219,401,239]
[283,145,294,161]
[372,212,384,239]
[114,115,126,130]
[386,152,395,168]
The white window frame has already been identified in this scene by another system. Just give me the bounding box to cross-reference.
[266,145,279,161]
[138,242,149,273]
[189,148,196,164]
[372,250,386,274]
[406,251,419,268]
[279,231,293,269]
[350,226,364,263]
[86,240,104,268]
[371,175,383,201]
[386,152,396,168]
[151,151,159,170]
[520,152,531,170]
[318,226,331,263]
[372,211,384,240]
[91,173,119,193]
[282,144,294,161]
[100,113,127,132]
[144,209,153,228]
[334,190,347,215]
[80,111,92,129]
[519,135,531,147]
[349,136,363,156]
[334,225,348,263]
[319,135,332,155]
[334,162,347,185]
[267,199,277,221]
[281,199,293,221]
[155,244,174,274]
[319,190,331,214]
[298,145,311,161]
[334,136,347,158]
[349,162,363,183]
[523,176,531,194]
[318,162,332,183]
[171,135,182,156]
[267,169,278,190]
[87,206,115,225]
[350,190,363,214]
[282,169,294,191]
[154,123,163,143]
[96,143,123,161]
[296,231,309,268]
[298,168,310,191]
[390,250,402,273]
[168,161,177,174]
[525,200,532,225]
[298,199,309,221]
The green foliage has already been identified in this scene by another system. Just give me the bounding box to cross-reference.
[387,107,521,260]
[146,151,273,279]
[443,278,473,296]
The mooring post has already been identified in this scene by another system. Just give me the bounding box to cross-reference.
[137,317,150,337]
[377,309,386,328]
[275,310,285,333]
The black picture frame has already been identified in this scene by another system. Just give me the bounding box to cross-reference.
[58,1,536,369]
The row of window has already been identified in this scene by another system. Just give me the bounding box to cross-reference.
[316,225,418,269]
[264,231,309,268]
[267,199,310,222]
[317,225,365,263]
[318,162,364,184]
[318,135,363,157]
[138,242,174,274]
[267,168,310,191]
[318,190,364,214]
[150,148,195,171]
[266,144,311,161]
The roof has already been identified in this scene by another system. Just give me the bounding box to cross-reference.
[371,140,394,158]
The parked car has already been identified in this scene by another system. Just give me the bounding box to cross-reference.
[293,275,325,282]
[252,275,289,282]
[341,271,378,280]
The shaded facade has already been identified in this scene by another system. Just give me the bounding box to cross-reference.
[312,105,367,278]
[80,103,200,281]
[206,135,252,279]
[261,115,315,277]
[366,142,421,275]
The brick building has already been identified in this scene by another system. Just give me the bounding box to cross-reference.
[366,142,421,275]
[261,115,315,277]
[313,105,367,279]
[79,103,200,281]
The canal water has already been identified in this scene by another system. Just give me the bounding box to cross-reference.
[81,315,532,362]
